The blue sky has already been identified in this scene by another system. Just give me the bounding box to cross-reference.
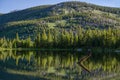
[0,0,120,13]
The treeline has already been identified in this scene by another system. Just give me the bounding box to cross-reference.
[0,28,120,49]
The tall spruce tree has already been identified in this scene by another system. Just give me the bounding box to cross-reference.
[47,30,53,48]
[34,33,41,48]
[41,30,47,48]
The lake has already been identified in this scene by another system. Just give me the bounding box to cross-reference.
[0,50,120,80]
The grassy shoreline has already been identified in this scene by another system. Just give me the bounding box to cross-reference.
[0,48,76,51]
[0,47,120,53]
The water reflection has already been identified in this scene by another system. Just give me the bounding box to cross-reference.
[0,50,120,80]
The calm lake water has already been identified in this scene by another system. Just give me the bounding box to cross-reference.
[0,50,120,80]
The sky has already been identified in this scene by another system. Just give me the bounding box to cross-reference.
[0,0,120,13]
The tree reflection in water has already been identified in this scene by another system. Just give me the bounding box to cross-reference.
[0,50,120,80]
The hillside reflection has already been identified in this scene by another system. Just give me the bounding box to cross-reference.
[0,50,120,80]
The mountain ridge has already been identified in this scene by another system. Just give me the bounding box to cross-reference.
[0,1,120,24]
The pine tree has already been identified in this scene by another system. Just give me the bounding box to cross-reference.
[74,33,78,47]
[69,30,74,47]
[16,33,20,42]
[34,33,41,48]
[78,27,83,47]
[41,30,47,47]
[47,30,53,48]
[53,30,58,48]
[26,35,32,48]
[15,33,20,48]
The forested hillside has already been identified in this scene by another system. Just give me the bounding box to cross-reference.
[0,1,120,39]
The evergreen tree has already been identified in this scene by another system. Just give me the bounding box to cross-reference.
[78,27,83,47]
[25,36,32,48]
[47,30,53,48]
[16,33,20,42]
[74,34,78,48]
[41,30,47,48]
[15,33,21,48]
[69,30,74,48]
[34,33,41,48]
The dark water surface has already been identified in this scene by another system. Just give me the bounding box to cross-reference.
[0,50,120,80]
